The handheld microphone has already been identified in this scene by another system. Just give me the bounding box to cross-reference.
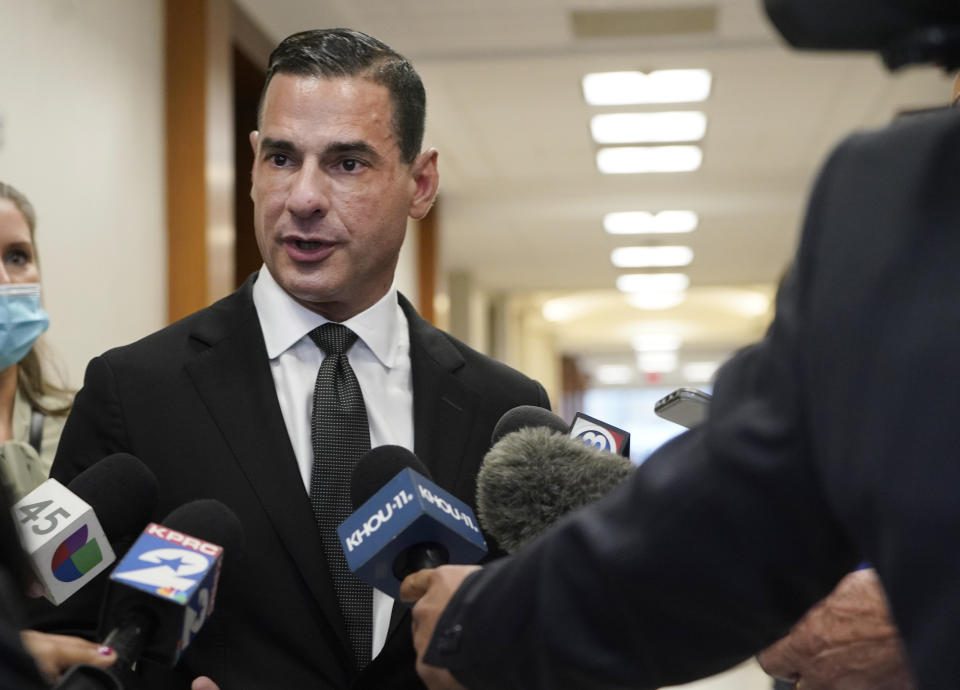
[568,412,631,457]
[11,453,159,604]
[476,426,635,554]
[491,405,632,457]
[490,405,568,445]
[338,445,487,598]
[97,499,244,670]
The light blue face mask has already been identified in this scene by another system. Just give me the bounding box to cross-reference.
[0,283,49,371]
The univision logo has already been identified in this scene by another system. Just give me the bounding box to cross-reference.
[51,525,103,582]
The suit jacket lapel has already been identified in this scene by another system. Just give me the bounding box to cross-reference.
[386,295,481,639]
[401,295,479,489]
[182,276,352,658]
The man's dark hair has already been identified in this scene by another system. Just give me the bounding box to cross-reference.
[259,28,426,164]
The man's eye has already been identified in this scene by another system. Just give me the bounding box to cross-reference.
[341,159,361,172]
[269,154,289,166]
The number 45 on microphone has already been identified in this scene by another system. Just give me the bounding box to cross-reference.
[12,478,116,605]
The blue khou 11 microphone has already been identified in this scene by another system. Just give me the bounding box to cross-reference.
[11,453,158,605]
[338,445,487,599]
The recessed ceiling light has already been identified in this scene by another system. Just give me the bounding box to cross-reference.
[728,292,771,317]
[616,273,690,293]
[594,365,635,385]
[605,211,698,235]
[582,69,712,106]
[541,297,591,323]
[637,351,678,373]
[632,333,683,352]
[612,246,693,268]
[590,112,707,144]
[683,361,719,383]
[626,292,686,310]
[597,146,702,174]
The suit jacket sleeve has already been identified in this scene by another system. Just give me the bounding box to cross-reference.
[26,355,133,637]
[51,355,131,485]
[422,134,868,689]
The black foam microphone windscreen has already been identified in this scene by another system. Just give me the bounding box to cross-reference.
[161,498,246,568]
[67,453,159,543]
[350,445,432,509]
[490,405,567,446]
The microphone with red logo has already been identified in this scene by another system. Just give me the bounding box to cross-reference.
[567,412,631,457]
[477,407,635,554]
[490,405,632,458]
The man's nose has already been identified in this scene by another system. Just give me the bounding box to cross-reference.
[286,164,329,218]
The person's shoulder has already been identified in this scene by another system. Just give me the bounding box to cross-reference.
[100,281,256,368]
[411,312,545,397]
[830,106,960,174]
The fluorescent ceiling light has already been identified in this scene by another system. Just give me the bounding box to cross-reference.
[594,365,635,385]
[605,211,698,235]
[637,351,678,374]
[683,361,719,383]
[612,246,693,268]
[625,292,686,310]
[728,292,771,318]
[542,298,586,323]
[632,333,683,352]
[583,69,712,106]
[591,112,707,144]
[597,146,702,174]
[616,273,690,293]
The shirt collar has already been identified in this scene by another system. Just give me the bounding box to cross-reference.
[252,265,402,368]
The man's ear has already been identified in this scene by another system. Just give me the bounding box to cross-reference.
[409,149,440,220]
[248,131,261,200]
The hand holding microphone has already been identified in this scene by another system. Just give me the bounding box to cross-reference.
[400,565,475,690]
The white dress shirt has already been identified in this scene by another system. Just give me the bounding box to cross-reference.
[252,265,414,660]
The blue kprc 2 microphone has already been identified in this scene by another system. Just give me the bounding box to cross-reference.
[98,499,243,668]
[338,446,487,599]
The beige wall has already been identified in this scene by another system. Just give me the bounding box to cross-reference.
[0,0,166,388]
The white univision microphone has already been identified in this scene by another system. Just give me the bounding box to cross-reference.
[12,479,116,605]
[338,445,487,599]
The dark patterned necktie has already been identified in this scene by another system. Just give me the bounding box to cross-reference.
[309,323,373,669]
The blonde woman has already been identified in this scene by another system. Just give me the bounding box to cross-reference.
[0,183,72,500]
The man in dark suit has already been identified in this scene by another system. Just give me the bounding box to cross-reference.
[45,28,548,689]
[401,2,960,689]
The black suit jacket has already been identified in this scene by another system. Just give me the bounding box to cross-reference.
[423,109,960,688]
[45,275,549,689]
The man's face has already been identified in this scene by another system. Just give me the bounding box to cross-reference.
[250,73,438,321]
